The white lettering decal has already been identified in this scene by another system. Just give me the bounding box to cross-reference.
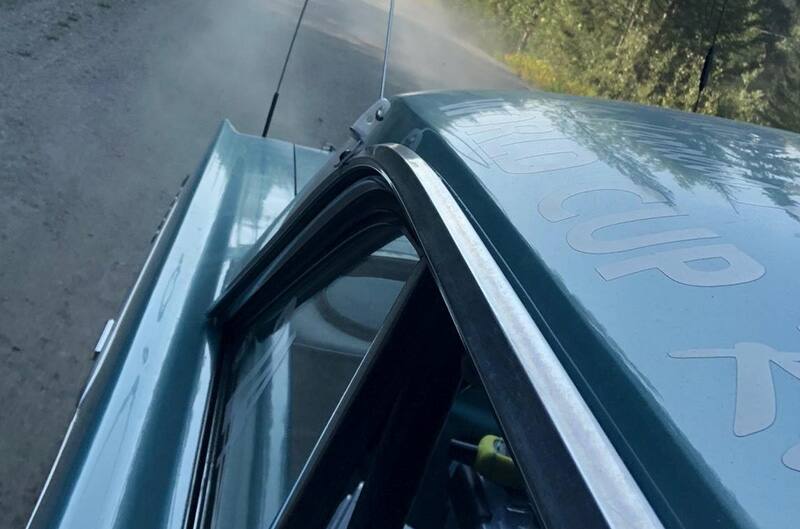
[538,181,666,222]
[783,442,800,472]
[671,343,800,436]
[567,207,719,254]
[597,244,765,286]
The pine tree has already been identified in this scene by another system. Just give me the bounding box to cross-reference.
[442,0,800,132]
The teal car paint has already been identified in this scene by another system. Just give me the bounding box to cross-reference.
[26,121,329,529]
[365,91,800,529]
[27,91,800,529]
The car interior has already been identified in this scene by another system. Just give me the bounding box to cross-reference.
[268,264,541,529]
[201,229,541,529]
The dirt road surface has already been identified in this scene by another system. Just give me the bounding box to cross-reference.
[0,0,525,526]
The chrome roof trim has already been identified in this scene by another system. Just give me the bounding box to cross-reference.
[378,144,664,529]
[209,141,665,529]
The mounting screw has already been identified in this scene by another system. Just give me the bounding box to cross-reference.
[375,107,385,121]
[335,148,352,167]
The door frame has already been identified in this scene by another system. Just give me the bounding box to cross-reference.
[195,144,662,529]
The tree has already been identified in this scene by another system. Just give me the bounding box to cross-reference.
[442,0,800,133]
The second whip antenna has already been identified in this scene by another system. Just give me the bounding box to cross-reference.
[379,0,395,99]
[261,0,311,137]
[260,0,397,138]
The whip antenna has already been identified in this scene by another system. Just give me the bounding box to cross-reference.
[379,0,396,99]
[692,0,728,113]
[261,0,312,137]
[346,0,395,145]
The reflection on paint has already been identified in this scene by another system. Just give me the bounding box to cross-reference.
[538,180,667,222]
[412,93,800,528]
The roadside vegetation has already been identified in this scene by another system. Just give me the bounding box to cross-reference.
[443,0,800,133]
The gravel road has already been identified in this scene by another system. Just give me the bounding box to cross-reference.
[0,0,525,526]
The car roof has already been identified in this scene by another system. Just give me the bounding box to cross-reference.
[370,90,800,529]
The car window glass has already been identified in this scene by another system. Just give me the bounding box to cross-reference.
[209,236,418,529]
[316,367,542,529]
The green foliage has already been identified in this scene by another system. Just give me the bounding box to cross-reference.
[767,23,800,131]
[504,52,598,95]
[444,0,800,133]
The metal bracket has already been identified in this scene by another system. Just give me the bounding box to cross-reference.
[349,98,390,143]
[93,318,115,358]
[337,98,390,168]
